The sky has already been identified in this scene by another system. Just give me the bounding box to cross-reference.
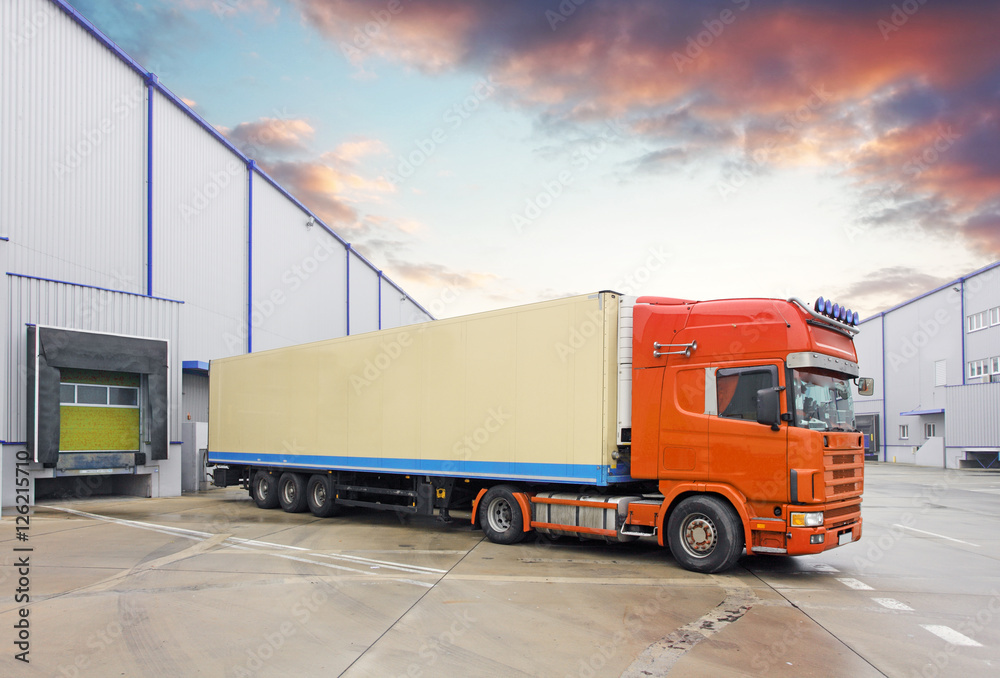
[68,0,1000,319]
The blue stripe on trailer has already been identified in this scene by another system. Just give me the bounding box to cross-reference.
[207,450,607,485]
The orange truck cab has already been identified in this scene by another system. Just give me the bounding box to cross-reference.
[622,295,867,571]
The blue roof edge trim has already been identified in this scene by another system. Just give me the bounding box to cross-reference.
[182,360,210,372]
[48,0,434,322]
[6,272,184,304]
[859,260,1000,324]
[900,408,945,416]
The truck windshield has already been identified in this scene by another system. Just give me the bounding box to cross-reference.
[791,369,856,432]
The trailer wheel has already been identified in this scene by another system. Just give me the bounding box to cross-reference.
[480,485,527,545]
[252,471,280,509]
[667,495,744,574]
[278,473,308,513]
[306,475,341,518]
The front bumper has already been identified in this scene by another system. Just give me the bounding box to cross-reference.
[786,516,863,555]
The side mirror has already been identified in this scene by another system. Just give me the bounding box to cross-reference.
[756,387,783,431]
[857,377,875,396]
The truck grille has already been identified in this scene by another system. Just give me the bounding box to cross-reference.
[823,500,861,529]
[823,449,863,501]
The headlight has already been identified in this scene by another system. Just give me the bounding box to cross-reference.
[790,511,824,527]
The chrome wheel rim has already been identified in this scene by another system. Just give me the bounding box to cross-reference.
[681,513,717,558]
[487,497,513,532]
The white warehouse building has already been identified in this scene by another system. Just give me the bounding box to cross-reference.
[0,0,432,507]
[853,261,1000,470]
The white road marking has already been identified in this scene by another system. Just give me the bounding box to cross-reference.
[43,505,441,586]
[921,625,983,647]
[312,552,447,575]
[837,577,874,591]
[872,598,914,611]
[892,524,981,547]
[811,563,840,573]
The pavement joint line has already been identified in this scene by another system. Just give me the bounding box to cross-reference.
[336,534,487,676]
[892,523,981,547]
[920,625,983,647]
[746,566,889,677]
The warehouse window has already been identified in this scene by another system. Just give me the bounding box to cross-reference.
[993,357,1000,374]
[968,359,989,379]
[991,307,1000,326]
[899,425,909,440]
[925,423,936,438]
[967,312,988,332]
[60,383,139,408]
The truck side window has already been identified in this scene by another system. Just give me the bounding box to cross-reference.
[716,366,778,421]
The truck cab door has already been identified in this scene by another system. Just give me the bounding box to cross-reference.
[707,362,788,503]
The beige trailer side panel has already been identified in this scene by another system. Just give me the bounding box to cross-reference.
[208,293,625,484]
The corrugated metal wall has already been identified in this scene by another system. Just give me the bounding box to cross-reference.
[401,297,432,326]
[1,0,146,292]
[181,373,209,423]
[379,277,402,329]
[251,177,349,352]
[152,90,248,361]
[349,249,380,335]
[3,274,182,443]
[946,383,1000,448]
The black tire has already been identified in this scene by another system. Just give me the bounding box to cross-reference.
[278,472,308,513]
[479,485,528,545]
[667,495,744,574]
[306,474,341,518]
[252,470,280,509]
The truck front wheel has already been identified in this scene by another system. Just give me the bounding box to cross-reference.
[278,472,308,513]
[306,474,341,518]
[667,496,744,574]
[480,485,528,545]
[252,471,280,509]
